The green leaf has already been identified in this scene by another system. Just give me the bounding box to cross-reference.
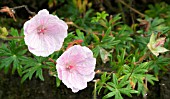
[91,33,100,43]
[103,27,111,39]
[96,72,111,95]
[145,74,158,85]
[107,82,117,90]
[119,76,129,88]
[0,44,12,56]
[17,64,23,77]
[103,91,116,99]
[75,29,86,45]
[28,66,38,80]
[151,17,164,27]
[109,14,121,26]
[10,28,19,36]
[76,29,85,40]
[0,56,14,73]
[100,11,109,20]
[112,73,118,85]
[92,45,100,58]
[137,81,146,96]
[12,56,20,74]
[21,73,30,83]
[36,68,44,81]
[91,11,108,23]
[119,88,132,97]
[100,36,120,49]
[101,72,111,82]
[56,77,61,87]
[0,40,27,75]
[119,88,138,97]
[115,92,123,99]
[105,84,115,91]
[21,56,46,83]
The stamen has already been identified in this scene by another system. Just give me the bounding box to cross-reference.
[67,65,74,69]
[37,25,46,34]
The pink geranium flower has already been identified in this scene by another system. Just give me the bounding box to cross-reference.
[56,45,96,93]
[24,9,68,57]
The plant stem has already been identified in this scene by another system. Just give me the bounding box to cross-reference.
[66,22,89,33]
[2,36,24,40]
[143,78,148,99]
[128,51,150,79]
[128,64,135,80]
[10,5,36,15]
[117,0,145,17]
[48,58,56,64]
[118,1,126,23]
[95,70,115,75]
[134,51,150,65]
[93,79,100,99]
[129,0,135,24]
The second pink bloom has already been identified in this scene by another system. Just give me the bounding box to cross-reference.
[56,45,96,93]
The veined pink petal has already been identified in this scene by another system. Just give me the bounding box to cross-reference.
[24,20,37,36]
[84,72,95,82]
[68,71,87,92]
[61,70,73,88]
[25,34,52,57]
[38,9,49,15]
[57,66,63,79]
[57,47,83,66]
[72,88,80,93]
[76,57,96,75]
[23,9,68,57]
[56,45,96,93]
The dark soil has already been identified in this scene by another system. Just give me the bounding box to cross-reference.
[1,70,169,99]
[160,72,170,99]
[0,70,96,99]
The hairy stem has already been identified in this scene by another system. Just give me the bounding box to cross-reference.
[118,1,126,23]
[10,5,36,15]
[2,36,24,40]
[48,58,56,64]
[128,64,136,80]
[66,22,89,33]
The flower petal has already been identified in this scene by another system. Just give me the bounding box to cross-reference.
[56,45,96,93]
[57,66,63,80]
[38,9,49,15]
[23,9,68,57]
[68,71,87,92]
[61,70,72,89]
[23,20,37,36]
[84,72,95,82]
[76,57,96,75]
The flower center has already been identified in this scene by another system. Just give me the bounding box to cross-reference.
[67,65,74,70]
[37,25,46,34]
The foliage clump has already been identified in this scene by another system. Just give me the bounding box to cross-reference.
[0,0,170,99]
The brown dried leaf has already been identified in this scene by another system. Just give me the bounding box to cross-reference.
[0,6,16,21]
